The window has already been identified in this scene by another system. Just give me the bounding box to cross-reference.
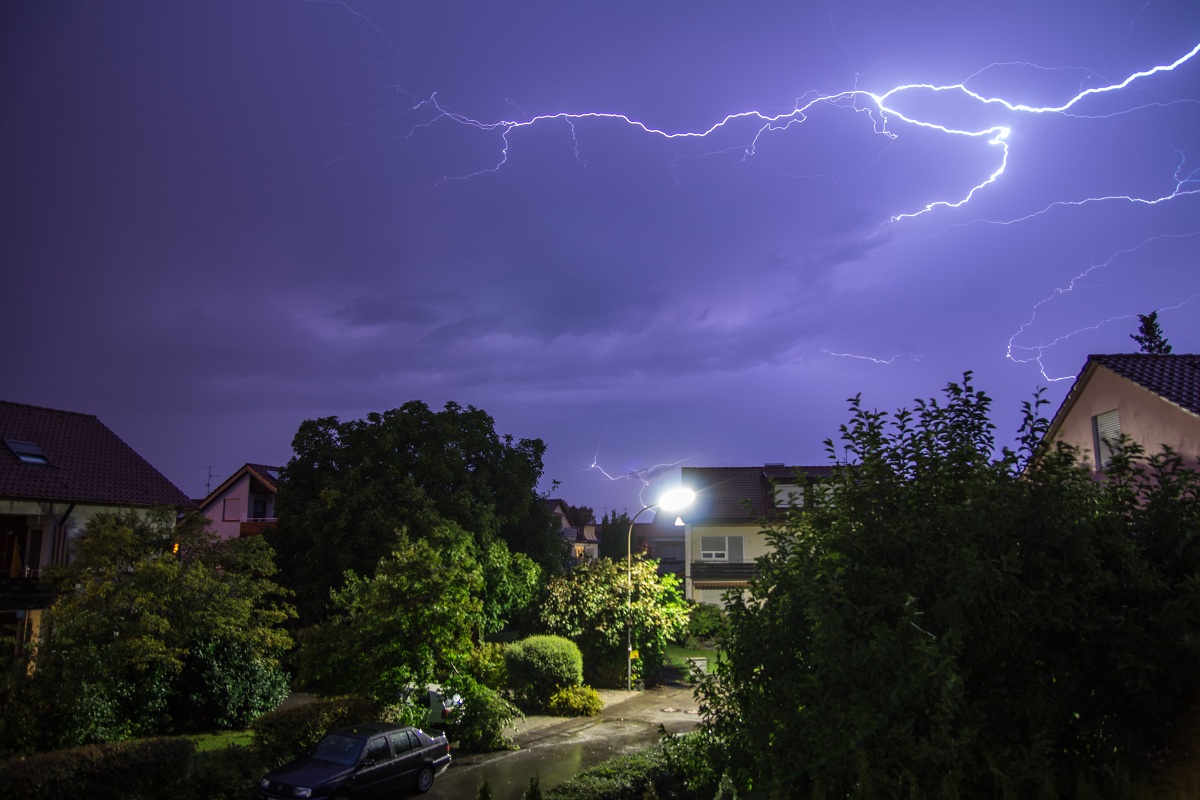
[774,483,803,507]
[1092,409,1121,470]
[222,498,242,521]
[364,737,390,763]
[252,497,267,519]
[389,731,414,753]
[4,439,50,465]
[700,536,743,562]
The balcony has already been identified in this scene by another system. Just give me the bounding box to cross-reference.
[690,561,757,583]
[0,574,57,611]
[239,518,278,537]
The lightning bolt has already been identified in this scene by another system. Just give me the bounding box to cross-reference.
[584,440,697,509]
[1006,232,1200,381]
[401,41,1199,223]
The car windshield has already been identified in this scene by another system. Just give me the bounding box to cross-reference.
[310,734,365,766]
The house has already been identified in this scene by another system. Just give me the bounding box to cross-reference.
[0,400,192,648]
[545,498,599,563]
[1043,354,1200,473]
[196,463,282,539]
[654,464,831,605]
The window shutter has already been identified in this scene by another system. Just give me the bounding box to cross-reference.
[728,536,744,563]
[1093,409,1121,470]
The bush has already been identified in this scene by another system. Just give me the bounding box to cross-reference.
[504,635,583,709]
[249,695,377,767]
[544,733,724,800]
[681,603,727,646]
[0,736,194,800]
[184,745,264,800]
[451,679,523,752]
[547,686,603,717]
[170,636,290,730]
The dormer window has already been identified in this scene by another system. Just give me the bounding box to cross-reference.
[4,439,51,465]
[774,483,803,508]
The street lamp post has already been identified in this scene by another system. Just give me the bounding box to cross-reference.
[627,487,695,691]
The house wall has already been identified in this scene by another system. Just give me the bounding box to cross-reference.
[1052,367,1200,471]
[199,473,277,540]
[683,521,768,604]
[0,499,156,573]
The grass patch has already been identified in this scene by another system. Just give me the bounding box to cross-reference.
[665,644,724,664]
[187,729,254,752]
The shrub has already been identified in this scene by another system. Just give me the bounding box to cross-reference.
[184,745,264,800]
[544,734,724,800]
[170,636,290,730]
[504,635,583,709]
[681,603,727,646]
[451,679,523,751]
[249,695,377,767]
[546,685,603,717]
[0,736,194,800]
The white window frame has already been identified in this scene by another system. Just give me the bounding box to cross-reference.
[1092,409,1121,470]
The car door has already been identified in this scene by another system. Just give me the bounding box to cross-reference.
[388,729,422,786]
[348,735,394,799]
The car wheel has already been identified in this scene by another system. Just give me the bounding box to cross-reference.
[416,766,435,793]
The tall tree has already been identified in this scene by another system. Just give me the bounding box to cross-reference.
[1131,310,1173,353]
[566,504,596,526]
[700,376,1200,797]
[3,510,292,751]
[268,401,559,622]
[597,510,633,561]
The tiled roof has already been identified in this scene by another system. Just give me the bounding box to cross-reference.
[246,463,282,492]
[0,400,191,507]
[1091,354,1200,416]
[680,465,832,522]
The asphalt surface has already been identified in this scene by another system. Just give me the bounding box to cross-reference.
[419,683,703,799]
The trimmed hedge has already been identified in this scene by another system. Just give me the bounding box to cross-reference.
[249,695,378,767]
[0,736,194,800]
[544,733,725,800]
[505,635,583,709]
[547,685,602,717]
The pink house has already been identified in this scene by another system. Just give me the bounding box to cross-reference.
[196,463,281,539]
[1044,354,1200,473]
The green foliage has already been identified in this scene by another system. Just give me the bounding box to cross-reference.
[447,677,523,752]
[597,511,633,561]
[547,685,603,717]
[468,641,509,690]
[268,400,559,624]
[184,745,264,800]
[170,635,290,729]
[541,557,690,688]
[699,374,1200,798]
[1131,310,1172,354]
[0,736,195,800]
[249,695,378,767]
[505,635,584,709]
[679,602,727,646]
[294,524,484,700]
[524,774,545,800]
[544,747,670,800]
[2,510,292,752]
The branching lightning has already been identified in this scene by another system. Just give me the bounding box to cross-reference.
[584,440,698,509]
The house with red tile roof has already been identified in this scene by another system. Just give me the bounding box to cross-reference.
[0,400,192,647]
[646,464,830,605]
[544,498,598,563]
[1044,354,1200,474]
[195,463,282,540]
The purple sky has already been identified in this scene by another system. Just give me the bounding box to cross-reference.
[3,1,1198,517]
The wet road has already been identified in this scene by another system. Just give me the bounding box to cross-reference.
[420,685,701,800]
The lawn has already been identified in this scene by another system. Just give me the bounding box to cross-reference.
[187,729,254,752]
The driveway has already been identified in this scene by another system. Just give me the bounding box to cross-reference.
[420,684,702,799]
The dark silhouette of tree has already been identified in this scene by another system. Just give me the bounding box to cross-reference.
[566,504,596,526]
[1131,310,1172,354]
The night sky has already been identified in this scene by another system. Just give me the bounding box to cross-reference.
[3,1,1198,516]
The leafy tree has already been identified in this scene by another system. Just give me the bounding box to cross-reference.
[269,400,558,623]
[699,375,1200,797]
[541,557,689,688]
[597,510,633,561]
[2,510,292,751]
[1131,309,1173,353]
[566,504,596,525]
[294,523,484,700]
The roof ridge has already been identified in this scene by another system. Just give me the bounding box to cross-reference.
[0,399,99,419]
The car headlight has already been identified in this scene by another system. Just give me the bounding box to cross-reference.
[292,789,312,799]
[259,778,270,789]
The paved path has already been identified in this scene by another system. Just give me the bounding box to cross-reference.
[421,684,702,799]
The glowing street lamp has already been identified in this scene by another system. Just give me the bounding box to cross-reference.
[627,487,695,691]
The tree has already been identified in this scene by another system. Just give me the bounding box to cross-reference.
[294,523,484,700]
[1131,310,1173,353]
[269,400,559,623]
[699,375,1200,797]
[540,556,689,688]
[566,504,596,525]
[2,510,292,751]
[597,510,633,561]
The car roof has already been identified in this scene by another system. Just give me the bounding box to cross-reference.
[329,721,414,738]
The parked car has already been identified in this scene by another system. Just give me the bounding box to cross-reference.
[402,684,463,728]
[259,721,451,798]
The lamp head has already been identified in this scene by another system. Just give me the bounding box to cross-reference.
[656,487,695,513]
